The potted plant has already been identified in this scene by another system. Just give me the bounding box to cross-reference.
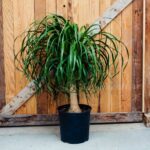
[15,14,128,144]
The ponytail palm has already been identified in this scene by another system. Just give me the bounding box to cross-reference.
[15,14,129,112]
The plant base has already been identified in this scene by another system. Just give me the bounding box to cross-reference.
[58,104,91,144]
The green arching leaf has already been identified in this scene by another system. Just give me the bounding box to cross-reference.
[14,14,129,99]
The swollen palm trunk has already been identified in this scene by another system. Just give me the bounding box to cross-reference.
[58,104,91,144]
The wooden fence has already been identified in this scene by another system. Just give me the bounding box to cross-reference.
[0,0,146,126]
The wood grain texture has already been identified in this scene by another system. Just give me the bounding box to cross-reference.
[13,0,36,114]
[0,0,143,117]
[37,92,48,114]
[35,0,48,114]
[56,0,67,18]
[0,81,36,115]
[144,0,150,113]
[121,3,132,112]
[46,0,57,115]
[0,0,5,110]
[71,0,97,109]
[46,0,57,15]
[69,0,78,23]
[88,0,100,112]
[144,113,150,127]
[90,112,143,123]
[23,1,37,115]
[3,0,15,106]
[100,0,111,113]
[78,0,89,27]
[56,0,70,107]
[72,0,87,104]
[35,0,46,20]
[13,0,26,114]
[93,0,133,34]
[132,0,143,112]
[110,0,122,112]
[0,112,143,126]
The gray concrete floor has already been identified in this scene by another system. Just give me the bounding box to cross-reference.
[0,123,150,150]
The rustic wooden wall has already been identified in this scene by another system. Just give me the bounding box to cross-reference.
[0,0,143,115]
[144,0,150,113]
[0,0,5,110]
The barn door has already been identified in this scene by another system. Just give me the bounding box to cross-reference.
[0,0,143,126]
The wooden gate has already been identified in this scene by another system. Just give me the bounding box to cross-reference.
[0,0,143,126]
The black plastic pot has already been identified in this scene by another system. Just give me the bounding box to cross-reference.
[58,104,91,144]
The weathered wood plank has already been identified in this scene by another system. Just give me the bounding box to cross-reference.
[88,0,100,113]
[35,0,46,20]
[77,0,100,112]
[46,0,57,115]
[25,0,37,115]
[0,0,5,110]
[110,0,122,112]
[3,0,15,105]
[0,112,143,126]
[92,0,133,34]
[46,0,57,15]
[100,0,111,113]
[69,0,78,23]
[1,0,135,115]
[91,112,143,123]
[144,113,150,127]
[37,92,48,114]
[13,0,36,114]
[56,0,67,18]
[56,0,70,107]
[0,81,36,115]
[132,0,143,112]
[144,0,150,113]
[121,3,132,112]
[13,0,26,114]
[35,0,48,114]
[75,0,87,105]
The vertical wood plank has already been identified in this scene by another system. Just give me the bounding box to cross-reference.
[57,0,67,18]
[13,0,36,114]
[87,0,100,113]
[68,0,78,23]
[0,0,5,109]
[145,0,150,112]
[46,0,57,114]
[73,0,86,105]
[121,3,133,112]
[100,0,111,112]
[35,0,48,114]
[77,0,96,109]
[24,0,37,114]
[132,0,143,112]
[35,0,46,19]
[78,0,89,27]
[77,0,100,111]
[46,0,56,15]
[65,0,100,112]
[0,0,142,115]
[13,0,26,114]
[67,0,73,22]
[110,0,122,112]
[3,0,15,106]
[56,0,69,107]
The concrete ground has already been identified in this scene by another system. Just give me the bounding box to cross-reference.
[0,123,150,150]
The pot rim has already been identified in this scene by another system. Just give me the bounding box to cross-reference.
[58,104,92,114]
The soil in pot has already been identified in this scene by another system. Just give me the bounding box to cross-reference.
[58,104,91,144]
